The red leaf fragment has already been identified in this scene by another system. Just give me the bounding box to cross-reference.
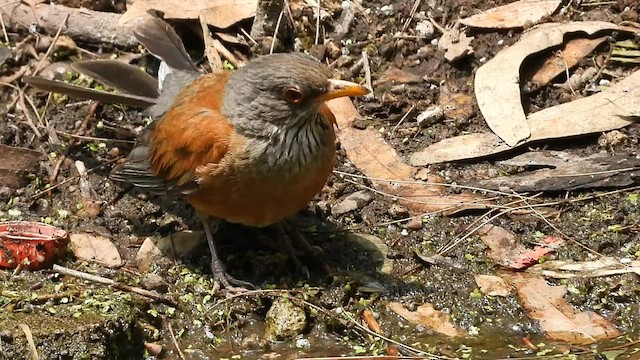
[0,221,69,270]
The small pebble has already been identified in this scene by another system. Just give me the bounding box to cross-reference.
[415,20,435,38]
[388,204,409,219]
[407,217,423,230]
[416,106,444,127]
[265,298,307,341]
[141,272,169,293]
[380,4,393,15]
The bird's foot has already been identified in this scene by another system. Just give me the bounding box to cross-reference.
[211,260,255,293]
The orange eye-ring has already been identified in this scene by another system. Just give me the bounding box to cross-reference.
[284,87,303,103]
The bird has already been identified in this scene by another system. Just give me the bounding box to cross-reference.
[23,16,369,291]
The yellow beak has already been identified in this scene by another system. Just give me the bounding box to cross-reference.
[318,79,370,102]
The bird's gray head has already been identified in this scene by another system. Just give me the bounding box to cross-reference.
[221,53,368,136]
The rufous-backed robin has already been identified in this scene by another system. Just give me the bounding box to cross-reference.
[24,16,369,290]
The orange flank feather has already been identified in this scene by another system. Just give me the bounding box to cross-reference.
[149,72,234,187]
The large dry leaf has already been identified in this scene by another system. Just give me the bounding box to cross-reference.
[460,0,562,29]
[475,21,638,147]
[0,145,43,189]
[466,151,640,192]
[479,225,564,269]
[387,302,465,337]
[410,68,640,165]
[503,272,621,344]
[119,0,258,29]
[69,232,122,268]
[525,37,608,92]
[327,98,489,215]
[474,274,512,297]
[527,258,640,279]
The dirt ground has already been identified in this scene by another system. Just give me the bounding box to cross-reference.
[1,0,639,359]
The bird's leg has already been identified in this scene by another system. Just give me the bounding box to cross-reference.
[199,214,254,292]
[275,222,310,278]
[275,222,333,277]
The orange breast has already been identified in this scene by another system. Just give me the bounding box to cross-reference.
[186,129,336,227]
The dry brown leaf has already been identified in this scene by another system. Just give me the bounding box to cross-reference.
[119,0,258,29]
[474,274,512,296]
[69,232,122,268]
[475,21,638,147]
[327,98,489,215]
[438,25,474,62]
[438,84,475,121]
[410,68,640,165]
[527,258,640,279]
[502,272,621,344]
[525,37,608,92]
[460,0,562,29]
[374,68,423,85]
[0,145,43,189]
[387,302,465,337]
[466,151,640,192]
[479,225,563,269]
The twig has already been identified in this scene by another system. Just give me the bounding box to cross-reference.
[401,0,422,33]
[315,0,321,44]
[33,14,69,75]
[52,264,176,306]
[361,50,373,99]
[239,27,258,46]
[55,130,135,144]
[391,104,415,133]
[270,9,285,54]
[0,4,8,43]
[213,38,242,68]
[167,323,186,360]
[17,323,39,360]
[198,14,223,70]
[0,81,42,137]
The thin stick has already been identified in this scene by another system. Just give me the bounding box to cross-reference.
[17,323,39,360]
[167,323,186,360]
[34,14,69,75]
[52,264,176,306]
[315,0,321,44]
[239,27,258,46]
[213,38,242,68]
[270,9,285,54]
[361,50,373,98]
[0,6,9,43]
[391,104,415,133]
[55,130,135,144]
[198,14,223,70]
[401,0,422,33]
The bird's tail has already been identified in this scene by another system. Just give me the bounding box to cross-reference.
[22,14,198,107]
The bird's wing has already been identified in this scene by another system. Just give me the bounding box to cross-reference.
[110,72,233,195]
[71,60,159,98]
[22,76,157,108]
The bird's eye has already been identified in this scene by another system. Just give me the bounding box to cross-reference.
[284,86,303,103]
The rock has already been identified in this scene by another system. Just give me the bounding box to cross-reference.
[346,233,393,274]
[136,231,204,271]
[331,190,374,216]
[416,20,435,38]
[265,298,307,341]
[380,4,394,15]
[416,106,444,127]
[141,273,168,293]
[407,217,423,230]
[388,204,409,219]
